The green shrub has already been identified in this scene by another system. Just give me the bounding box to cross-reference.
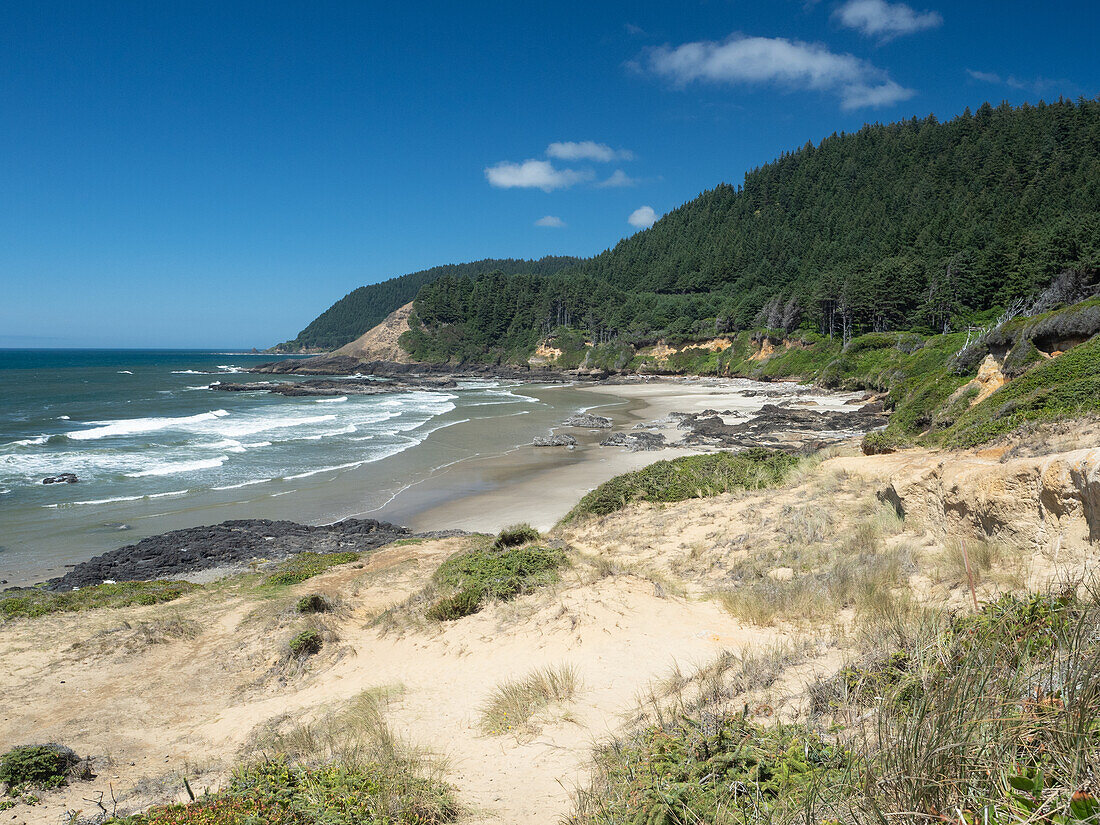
[263,552,360,587]
[426,545,567,621]
[861,429,909,455]
[295,594,330,614]
[943,335,1100,447]
[574,588,1100,825]
[0,745,81,791]
[424,586,484,622]
[1,581,196,621]
[948,591,1078,664]
[563,448,799,521]
[573,717,847,824]
[492,524,540,549]
[108,757,457,824]
[288,629,323,656]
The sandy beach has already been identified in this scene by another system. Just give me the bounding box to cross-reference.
[393,376,864,534]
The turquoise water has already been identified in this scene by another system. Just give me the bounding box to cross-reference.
[0,350,589,585]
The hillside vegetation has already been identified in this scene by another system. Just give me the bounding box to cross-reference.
[275,256,579,352]
[403,99,1100,363]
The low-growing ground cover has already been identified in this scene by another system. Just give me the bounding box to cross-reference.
[263,552,361,587]
[563,449,800,522]
[425,539,567,621]
[107,757,457,825]
[0,580,197,621]
[570,587,1100,825]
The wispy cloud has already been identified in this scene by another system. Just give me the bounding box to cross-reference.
[484,160,591,191]
[834,0,942,40]
[966,68,1070,96]
[642,34,914,109]
[597,169,638,188]
[546,141,634,162]
[628,205,659,228]
[534,215,566,228]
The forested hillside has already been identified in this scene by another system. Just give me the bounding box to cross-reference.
[275,256,580,351]
[403,99,1100,364]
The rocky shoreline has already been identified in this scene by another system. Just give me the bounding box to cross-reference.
[22,519,464,592]
[675,401,888,453]
[211,376,460,397]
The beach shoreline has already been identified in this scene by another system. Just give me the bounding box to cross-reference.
[392,376,868,534]
[3,376,871,589]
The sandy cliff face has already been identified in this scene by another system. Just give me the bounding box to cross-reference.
[331,301,415,363]
[838,448,1100,551]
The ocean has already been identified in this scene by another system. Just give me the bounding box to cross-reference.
[0,350,609,586]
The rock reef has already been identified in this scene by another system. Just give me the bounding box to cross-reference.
[44,519,462,591]
[674,402,888,453]
[211,376,456,397]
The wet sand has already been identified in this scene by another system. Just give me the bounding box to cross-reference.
[384,376,862,533]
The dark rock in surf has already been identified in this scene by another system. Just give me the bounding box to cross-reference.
[42,473,79,484]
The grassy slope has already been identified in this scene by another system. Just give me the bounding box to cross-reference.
[563,298,1099,449]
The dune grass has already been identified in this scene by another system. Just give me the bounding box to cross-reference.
[262,552,360,587]
[479,664,580,735]
[0,580,197,621]
[423,528,566,621]
[570,585,1100,825]
[563,448,800,523]
[114,689,456,825]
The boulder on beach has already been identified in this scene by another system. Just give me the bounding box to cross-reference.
[533,433,577,447]
[563,413,613,428]
[600,431,667,451]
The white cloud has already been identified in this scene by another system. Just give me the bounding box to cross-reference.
[834,0,942,39]
[628,206,659,229]
[966,69,1002,85]
[484,159,590,191]
[596,170,637,188]
[534,215,566,228]
[966,68,1061,95]
[644,33,914,109]
[546,141,634,162]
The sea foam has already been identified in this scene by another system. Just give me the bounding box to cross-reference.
[127,456,228,477]
[69,410,230,441]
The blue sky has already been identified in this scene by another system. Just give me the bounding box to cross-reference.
[1,1,1096,348]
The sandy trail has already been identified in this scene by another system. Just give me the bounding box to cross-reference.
[5,436,1095,823]
[0,538,796,824]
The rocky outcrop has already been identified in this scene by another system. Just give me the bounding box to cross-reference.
[42,519,463,590]
[675,402,887,453]
[873,448,1100,550]
[600,431,667,451]
[212,376,456,397]
[533,433,577,447]
[564,413,613,428]
[42,473,79,484]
